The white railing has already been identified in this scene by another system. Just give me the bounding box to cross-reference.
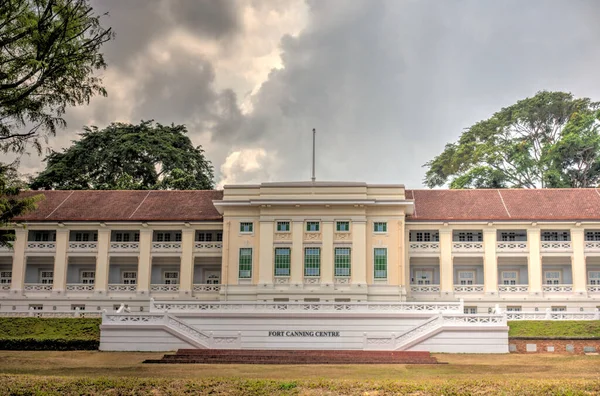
[498,285,529,293]
[66,283,95,292]
[166,315,210,340]
[452,242,483,253]
[507,310,600,321]
[584,241,600,251]
[109,242,139,252]
[442,314,506,325]
[410,285,440,293]
[151,242,182,252]
[150,300,464,314]
[408,242,440,253]
[304,277,320,285]
[0,311,102,318]
[108,284,137,292]
[587,285,600,293]
[453,284,484,293]
[540,241,572,252]
[24,283,53,291]
[394,315,442,349]
[104,313,166,323]
[150,284,180,292]
[542,284,573,293]
[0,284,11,291]
[0,246,13,253]
[193,242,223,252]
[496,241,528,252]
[193,284,221,292]
[26,242,56,252]
[67,242,98,252]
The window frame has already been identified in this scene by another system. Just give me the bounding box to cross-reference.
[274,247,291,277]
[458,270,475,285]
[304,247,321,277]
[306,221,320,232]
[40,270,53,285]
[334,247,351,277]
[501,270,518,285]
[122,271,137,285]
[239,222,254,234]
[80,270,95,285]
[238,248,253,279]
[544,270,562,285]
[335,221,350,232]
[589,271,600,285]
[0,271,12,284]
[373,248,388,279]
[162,271,179,285]
[414,269,433,285]
[373,222,387,233]
[276,221,291,233]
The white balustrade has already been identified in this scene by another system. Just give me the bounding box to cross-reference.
[410,285,441,293]
[24,283,53,291]
[67,242,98,252]
[151,242,182,252]
[452,242,483,253]
[453,284,484,293]
[0,246,12,253]
[498,285,529,293]
[540,241,572,252]
[334,277,351,284]
[66,284,95,292]
[584,241,600,252]
[150,284,180,292]
[408,242,440,253]
[304,277,320,285]
[0,284,11,291]
[150,300,464,313]
[108,284,137,292]
[26,242,56,252]
[442,314,506,325]
[542,284,573,293]
[104,313,165,323]
[587,285,600,293]
[193,242,223,252]
[109,242,139,252]
[507,311,600,320]
[192,284,221,292]
[496,241,528,252]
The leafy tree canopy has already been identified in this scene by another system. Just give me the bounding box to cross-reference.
[30,121,215,190]
[424,91,600,188]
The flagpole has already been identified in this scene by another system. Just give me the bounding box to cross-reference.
[311,128,316,182]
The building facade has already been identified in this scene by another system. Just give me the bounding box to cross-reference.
[1,182,600,314]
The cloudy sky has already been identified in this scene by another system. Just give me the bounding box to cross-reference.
[14,0,600,188]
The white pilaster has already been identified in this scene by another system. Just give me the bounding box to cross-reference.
[179,228,194,297]
[483,229,498,295]
[10,228,27,293]
[52,228,69,293]
[137,229,152,294]
[290,221,304,285]
[258,221,274,284]
[527,228,542,294]
[571,228,586,293]
[439,228,453,294]
[321,221,334,284]
[351,220,366,286]
[94,228,110,294]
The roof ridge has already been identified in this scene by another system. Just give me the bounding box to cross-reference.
[496,190,511,218]
[128,191,152,219]
[44,191,75,219]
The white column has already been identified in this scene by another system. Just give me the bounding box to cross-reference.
[321,221,334,284]
[351,220,367,286]
[483,229,498,295]
[571,228,586,293]
[527,228,542,294]
[179,228,194,297]
[258,221,274,284]
[439,228,453,294]
[94,228,110,294]
[10,228,27,293]
[52,228,69,293]
[290,221,304,285]
[137,229,152,294]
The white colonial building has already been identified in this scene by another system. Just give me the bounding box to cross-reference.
[2,182,600,352]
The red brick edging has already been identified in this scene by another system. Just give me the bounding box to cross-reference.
[509,338,600,354]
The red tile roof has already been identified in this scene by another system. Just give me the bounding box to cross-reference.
[406,189,600,221]
[14,190,223,222]
[13,188,600,223]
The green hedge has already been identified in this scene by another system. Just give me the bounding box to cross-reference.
[508,320,600,338]
[0,338,99,350]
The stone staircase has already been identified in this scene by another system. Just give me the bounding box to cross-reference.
[144,349,441,364]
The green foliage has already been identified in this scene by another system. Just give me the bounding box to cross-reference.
[0,164,42,247]
[0,0,113,154]
[0,318,100,340]
[0,338,99,350]
[30,121,215,190]
[424,91,600,188]
[508,320,600,339]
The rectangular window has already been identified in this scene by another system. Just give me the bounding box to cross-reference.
[175,233,182,242]
[414,269,432,285]
[304,247,321,277]
[541,231,570,241]
[156,233,164,242]
[410,231,440,242]
[551,306,567,312]
[75,233,83,242]
[122,271,137,285]
[274,247,291,277]
[306,221,320,232]
[334,247,351,277]
[455,231,483,242]
[586,231,600,241]
[216,232,223,242]
[40,271,53,284]
[164,233,171,242]
[81,271,95,285]
[506,306,522,312]
[133,233,140,242]
[239,248,253,278]
[197,232,206,242]
[374,222,387,233]
[29,304,43,311]
[589,271,600,285]
[502,271,518,285]
[163,271,179,285]
[458,271,475,285]
[499,231,527,241]
[240,222,253,233]
[374,248,387,279]
[71,304,85,311]
[0,271,12,284]
[123,233,130,242]
[544,271,561,285]
[336,221,350,232]
[464,306,477,314]
[276,221,290,232]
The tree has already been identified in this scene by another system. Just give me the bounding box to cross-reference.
[0,0,112,246]
[424,91,600,189]
[31,121,215,190]
[0,0,113,153]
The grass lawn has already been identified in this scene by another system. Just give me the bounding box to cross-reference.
[0,318,100,340]
[508,320,600,338]
[0,351,598,395]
